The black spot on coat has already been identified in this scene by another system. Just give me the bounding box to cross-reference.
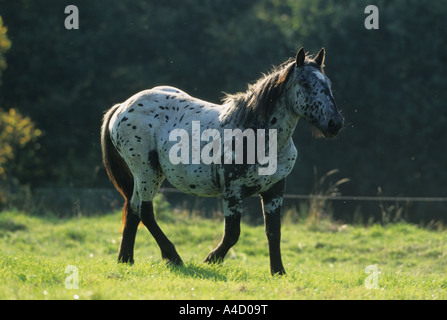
[148,150,159,171]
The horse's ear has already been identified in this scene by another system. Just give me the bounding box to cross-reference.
[295,47,305,68]
[314,47,325,67]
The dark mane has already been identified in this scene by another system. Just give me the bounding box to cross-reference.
[221,59,296,128]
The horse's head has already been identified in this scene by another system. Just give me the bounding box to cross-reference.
[288,47,344,138]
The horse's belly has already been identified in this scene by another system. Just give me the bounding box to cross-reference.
[160,162,222,197]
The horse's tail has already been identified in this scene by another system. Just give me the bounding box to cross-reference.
[101,104,134,231]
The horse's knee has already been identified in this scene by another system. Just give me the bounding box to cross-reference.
[265,230,281,243]
[226,226,241,246]
[223,214,241,247]
[225,227,240,247]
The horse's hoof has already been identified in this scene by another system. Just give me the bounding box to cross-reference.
[166,258,184,267]
[163,253,184,266]
[117,257,134,265]
[271,269,286,276]
[203,253,224,264]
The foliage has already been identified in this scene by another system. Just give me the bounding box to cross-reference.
[0,108,42,205]
[0,15,11,83]
[0,210,445,299]
[0,109,42,177]
[306,168,350,229]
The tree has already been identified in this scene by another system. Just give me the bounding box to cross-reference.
[0,16,11,84]
[0,16,41,205]
[0,108,42,180]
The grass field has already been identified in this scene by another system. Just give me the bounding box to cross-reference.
[0,206,446,300]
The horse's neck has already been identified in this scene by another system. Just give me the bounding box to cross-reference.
[267,99,299,151]
[218,101,236,124]
[219,99,298,151]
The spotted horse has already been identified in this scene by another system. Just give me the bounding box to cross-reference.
[101,48,344,275]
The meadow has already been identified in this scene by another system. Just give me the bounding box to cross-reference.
[0,204,446,300]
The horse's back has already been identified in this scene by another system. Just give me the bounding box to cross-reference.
[151,85,190,97]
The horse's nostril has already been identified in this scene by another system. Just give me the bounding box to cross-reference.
[326,118,342,137]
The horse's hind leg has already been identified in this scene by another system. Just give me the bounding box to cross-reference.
[140,201,183,266]
[204,199,242,263]
[118,202,140,264]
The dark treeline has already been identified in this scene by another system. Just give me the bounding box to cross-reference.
[0,0,446,222]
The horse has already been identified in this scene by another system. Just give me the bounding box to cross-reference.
[101,47,344,275]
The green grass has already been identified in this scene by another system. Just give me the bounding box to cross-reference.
[0,209,446,300]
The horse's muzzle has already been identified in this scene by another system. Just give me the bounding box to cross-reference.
[323,114,344,138]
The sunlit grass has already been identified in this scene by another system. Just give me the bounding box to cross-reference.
[0,209,446,299]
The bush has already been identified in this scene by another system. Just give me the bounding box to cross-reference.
[0,108,42,206]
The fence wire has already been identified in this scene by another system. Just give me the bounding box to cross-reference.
[158,188,447,203]
[5,187,442,222]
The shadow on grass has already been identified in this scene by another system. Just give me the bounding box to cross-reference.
[167,261,229,282]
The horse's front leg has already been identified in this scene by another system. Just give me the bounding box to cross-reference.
[204,199,242,264]
[260,179,286,275]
